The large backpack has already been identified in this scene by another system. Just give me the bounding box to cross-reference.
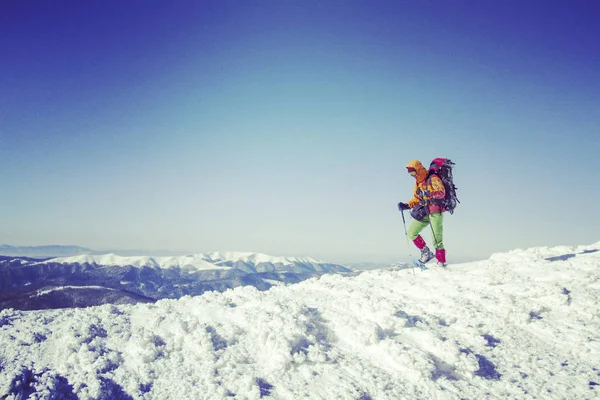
[428,158,459,214]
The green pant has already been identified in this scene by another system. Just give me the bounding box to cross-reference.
[407,212,444,249]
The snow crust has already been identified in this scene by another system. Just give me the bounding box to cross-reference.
[1,243,599,399]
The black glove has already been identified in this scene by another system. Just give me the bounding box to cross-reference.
[397,202,410,211]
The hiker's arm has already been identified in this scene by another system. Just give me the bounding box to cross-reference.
[406,185,420,208]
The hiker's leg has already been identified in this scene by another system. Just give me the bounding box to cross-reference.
[429,212,444,250]
[430,213,447,263]
[407,216,430,249]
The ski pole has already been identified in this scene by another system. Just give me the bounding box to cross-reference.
[426,205,440,253]
[400,210,416,275]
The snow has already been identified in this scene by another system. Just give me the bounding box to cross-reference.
[205,251,322,266]
[38,251,325,271]
[1,243,600,399]
[39,253,230,271]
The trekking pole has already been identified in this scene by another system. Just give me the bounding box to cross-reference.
[400,210,416,275]
[425,205,437,245]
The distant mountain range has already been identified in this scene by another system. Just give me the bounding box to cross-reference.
[344,262,397,271]
[0,244,93,257]
[0,248,352,311]
[41,251,344,274]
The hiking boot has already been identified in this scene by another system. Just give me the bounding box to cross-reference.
[419,246,434,263]
[435,261,448,268]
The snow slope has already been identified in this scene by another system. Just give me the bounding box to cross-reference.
[1,243,599,399]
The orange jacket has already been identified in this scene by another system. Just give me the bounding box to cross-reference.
[406,160,446,214]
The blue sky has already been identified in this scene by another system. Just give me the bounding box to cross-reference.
[1,0,599,263]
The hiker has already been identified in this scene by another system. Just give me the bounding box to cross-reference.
[397,160,447,267]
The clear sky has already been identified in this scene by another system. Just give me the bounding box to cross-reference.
[1,0,599,263]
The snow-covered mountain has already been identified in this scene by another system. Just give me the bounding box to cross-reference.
[201,251,346,273]
[0,244,92,257]
[40,253,227,271]
[344,261,394,271]
[1,242,598,399]
[39,251,346,274]
[0,252,351,310]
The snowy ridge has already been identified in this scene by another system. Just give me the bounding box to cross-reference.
[203,251,322,266]
[0,244,92,257]
[40,253,230,271]
[37,251,342,273]
[1,243,599,399]
[0,252,350,310]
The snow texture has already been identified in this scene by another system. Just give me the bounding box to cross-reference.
[1,243,599,399]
